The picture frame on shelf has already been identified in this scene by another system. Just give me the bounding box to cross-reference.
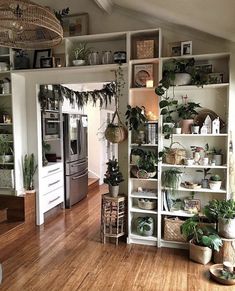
[40,57,55,68]
[133,63,154,87]
[184,199,201,212]
[53,53,66,67]
[33,49,51,69]
[181,41,193,56]
[195,64,213,74]
[62,13,89,37]
[167,41,181,57]
[207,73,223,84]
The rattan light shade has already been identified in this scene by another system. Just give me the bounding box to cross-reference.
[0,0,63,49]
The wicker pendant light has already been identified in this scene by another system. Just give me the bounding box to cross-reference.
[0,0,63,49]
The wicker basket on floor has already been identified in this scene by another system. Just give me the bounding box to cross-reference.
[164,217,187,242]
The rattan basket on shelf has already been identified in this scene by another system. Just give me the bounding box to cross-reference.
[164,142,186,165]
[138,199,157,210]
[163,217,187,242]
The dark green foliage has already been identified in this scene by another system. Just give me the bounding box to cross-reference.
[177,102,201,119]
[54,7,70,24]
[22,154,38,190]
[137,151,157,173]
[204,199,235,221]
[181,217,222,251]
[125,105,147,131]
[210,174,221,182]
[162,168,182,191]
[103,157,124,186]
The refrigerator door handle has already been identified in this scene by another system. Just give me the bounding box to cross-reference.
[72,172,88,180]
[77,119,81,155]
[71,161,87,167]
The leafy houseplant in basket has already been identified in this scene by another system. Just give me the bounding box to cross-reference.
[136,216,154,236]
[103,157,124,197]
[181,216,222,265]
[22,153,38,193]
[72,43,92,66]
[204,199,235,239]
[177,101,201,134]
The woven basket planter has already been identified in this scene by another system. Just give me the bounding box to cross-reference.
[164,142,186,165]
[164,217,187,242]
[138,199,157,210]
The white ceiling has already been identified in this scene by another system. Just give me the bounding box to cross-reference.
[95,0,235,42]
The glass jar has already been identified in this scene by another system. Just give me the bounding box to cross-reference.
[102,51,113,64]
[88,52,100,65]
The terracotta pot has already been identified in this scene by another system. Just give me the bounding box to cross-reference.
[180,119,194,134]
[218,218,235,239]
[189,240,212,265]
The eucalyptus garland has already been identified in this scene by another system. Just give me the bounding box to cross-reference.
[38,82,117,111]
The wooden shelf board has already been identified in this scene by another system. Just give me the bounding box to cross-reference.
[162,52,230,62]
[130,143,158,147]
[130,177,158,182]
[130,193,158,199]
[163,186,227,194]
[161,210,196,217]
[130,58,159,65]
[171,133,228,137]
[130,232,158,242]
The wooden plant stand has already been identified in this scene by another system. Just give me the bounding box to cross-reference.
[101,194,126,245]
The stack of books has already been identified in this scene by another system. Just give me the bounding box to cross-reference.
[146,122,158,144]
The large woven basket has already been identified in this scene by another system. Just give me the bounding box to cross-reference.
[164,217,187,242]
[138,199,157,210]
[165,142,186,165]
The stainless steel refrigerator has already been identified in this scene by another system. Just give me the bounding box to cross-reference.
[63,113,88,208]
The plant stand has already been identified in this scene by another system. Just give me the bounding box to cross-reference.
[101,194,126,245]
[213,237,235,265]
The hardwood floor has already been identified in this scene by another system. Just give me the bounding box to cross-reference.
[0,186,233,291]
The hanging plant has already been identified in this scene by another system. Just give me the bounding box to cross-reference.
[38,82,117,111]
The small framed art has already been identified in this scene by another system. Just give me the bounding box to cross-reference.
[40,57,55,68]
[33,49,51,69]
[63,13,89,37]
[168,42,181,57]
[184,199,201,213]
[133,64,154,87]
[181,41,192,56]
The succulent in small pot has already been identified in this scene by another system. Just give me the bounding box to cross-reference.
[212,148,223,166]
[72,43,92,66]
[209,174,222,191]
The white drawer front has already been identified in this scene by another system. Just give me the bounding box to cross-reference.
[40,171,63,195]
[41,163,63,178]
[43,187,64,213]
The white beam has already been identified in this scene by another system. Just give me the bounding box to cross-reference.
[94,0,113,14]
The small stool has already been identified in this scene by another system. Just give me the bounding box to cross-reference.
[101,193,126,245]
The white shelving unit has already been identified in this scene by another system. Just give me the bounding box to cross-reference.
[158,52,230,248]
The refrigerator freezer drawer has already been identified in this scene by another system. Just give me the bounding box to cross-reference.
[40,171,64,195]
[65,159,87,176]
[65,171,88,208]
[43,187,64,213]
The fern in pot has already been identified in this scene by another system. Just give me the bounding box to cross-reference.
[162,168,183,194]
[103,157,124,197]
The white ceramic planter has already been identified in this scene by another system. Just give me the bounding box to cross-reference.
[72,59,86,66]
[191,125,200,134]
[109,185,119,197]
[172,73,192,86]
[218,218,235,239]
[209,180,222,191]
[174,127,182,134]
[213,154,223,166]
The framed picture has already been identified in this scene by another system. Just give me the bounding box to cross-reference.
[33,49,51,69]
[63,13,89,37]
[184,199,201,212]
[195,64,213,74]
[207,73,223,84]
[181,41,192,56]
[168,41,181,57]
[40,57,54,68]
[133,64,154,87]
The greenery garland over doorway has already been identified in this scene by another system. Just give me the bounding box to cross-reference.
[38,82,117,111]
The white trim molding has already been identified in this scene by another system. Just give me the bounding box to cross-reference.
[94,0,113,14]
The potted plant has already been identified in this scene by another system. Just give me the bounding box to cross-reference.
[204,199,235,239]
[0,135,13,163]
[181,217,222,265]
[159,98,178,139]
[103,157,124,197]
[212,148,223,166]
[191,121,200,134]
[137,151,157,178]
[136,216,154,236]
[22,153,38,193]
[130,148,145,165]
[177,101,201,134]
[72,43,92,66]
[209,174,222,191]
[162,168,183,194]
[196,168,211,188]
[125,105,147,131]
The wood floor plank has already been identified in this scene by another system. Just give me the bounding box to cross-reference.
[1,185,234,290]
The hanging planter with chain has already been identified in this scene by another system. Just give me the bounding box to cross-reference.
[104,109,127,144]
